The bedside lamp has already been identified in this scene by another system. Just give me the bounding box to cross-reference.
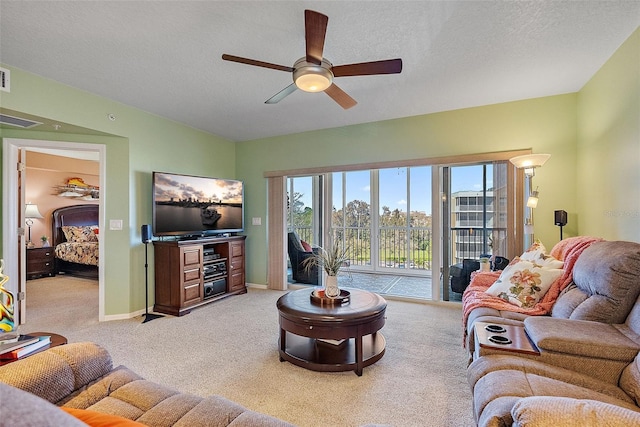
[25,203,43,249]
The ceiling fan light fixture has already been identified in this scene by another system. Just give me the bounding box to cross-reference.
[293,58,333,92]
[295,72,332,92]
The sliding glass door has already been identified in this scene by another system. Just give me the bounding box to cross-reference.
[279,154,520,300]
[331,170,372,269]
[441,162,509,299]
[377,166,432,274]
[329,167,432,276]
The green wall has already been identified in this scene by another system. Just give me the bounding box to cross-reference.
[0,66,235,317]
[577,27,640,242]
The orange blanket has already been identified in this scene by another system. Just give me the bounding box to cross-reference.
[461,236,603,347]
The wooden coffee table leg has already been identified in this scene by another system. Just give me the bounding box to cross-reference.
[355,335,363,376]
[279,328,286,362]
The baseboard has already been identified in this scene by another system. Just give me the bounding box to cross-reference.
[103,308,148,322]
[104,286,268,321]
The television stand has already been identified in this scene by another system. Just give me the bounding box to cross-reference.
[153,235,246,316]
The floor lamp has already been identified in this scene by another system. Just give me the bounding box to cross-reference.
[141,225,163,323]
[509,153,551,244]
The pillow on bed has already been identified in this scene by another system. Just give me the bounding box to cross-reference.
[62,226,98,243]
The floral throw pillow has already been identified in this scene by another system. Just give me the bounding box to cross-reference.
[518,240,564,269]
[485,259,564,308]
[62,225,98,243]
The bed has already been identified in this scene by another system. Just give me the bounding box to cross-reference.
[52,204,99,279]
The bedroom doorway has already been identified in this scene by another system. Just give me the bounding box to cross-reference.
[2,138,105,325]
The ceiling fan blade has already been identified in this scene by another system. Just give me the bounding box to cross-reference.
[305,10,328,65]
[222,54,294,72]
[324,83,357,110]
[332,58,403,77]
[265,83,298,104]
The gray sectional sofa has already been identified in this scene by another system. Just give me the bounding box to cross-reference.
[0,342,294,426]
[464,239,640,426]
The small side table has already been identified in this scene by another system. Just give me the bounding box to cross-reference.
[0,332,67,366]
[26,247,56,280]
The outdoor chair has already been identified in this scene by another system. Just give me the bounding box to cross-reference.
[287,231,320,285]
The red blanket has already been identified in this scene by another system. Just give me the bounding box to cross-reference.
[461,236,603,347]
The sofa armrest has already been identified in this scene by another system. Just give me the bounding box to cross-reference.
[512,396,640,427]
[524,317,640,361]
[0,342,112,404]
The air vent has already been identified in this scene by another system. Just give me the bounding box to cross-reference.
[0,114,42,129]
[0,67,9,92]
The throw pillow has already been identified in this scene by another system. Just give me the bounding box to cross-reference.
[62,226,99,243]
[485,259,563,308]
[518,240,564,269]
[300,240,313,252]
[61,408,146,427]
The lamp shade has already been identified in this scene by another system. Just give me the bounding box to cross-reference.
[509,154,551,169]
[524,218,534,235]
[25,203,43,219]
[527,189,539,208]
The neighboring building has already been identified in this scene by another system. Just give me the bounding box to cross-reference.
[451,190,496,262]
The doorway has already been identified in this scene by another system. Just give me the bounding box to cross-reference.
[2,138,106,324]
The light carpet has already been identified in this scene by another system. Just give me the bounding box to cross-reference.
[22,277,474,427]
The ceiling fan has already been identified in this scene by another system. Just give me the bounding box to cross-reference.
[222,9,402,109]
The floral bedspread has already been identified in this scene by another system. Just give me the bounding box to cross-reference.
[54,242,99,266]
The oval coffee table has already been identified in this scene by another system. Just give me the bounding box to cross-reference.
[277,288,386,376]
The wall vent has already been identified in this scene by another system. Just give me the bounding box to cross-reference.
[0,67,9,92]
[0,114,42,129]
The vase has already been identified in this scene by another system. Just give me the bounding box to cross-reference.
[324,275,340,298]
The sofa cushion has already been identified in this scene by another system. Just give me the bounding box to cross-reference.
[524,317,640,361]
[0,382,87,427]
[468,354,635,404]
[512,396,640,427]
[551,283,589,318]
[620,352,640,406]
[557,241,640,323]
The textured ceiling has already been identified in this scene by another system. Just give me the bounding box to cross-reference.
[1,1,638,142]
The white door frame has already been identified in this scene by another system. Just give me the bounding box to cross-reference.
[2,138,106,323]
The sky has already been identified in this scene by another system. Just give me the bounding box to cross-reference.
[291,164,492,216]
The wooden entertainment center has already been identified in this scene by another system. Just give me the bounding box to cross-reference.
[153,235,246,316]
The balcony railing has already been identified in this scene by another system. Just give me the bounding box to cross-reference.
[289,225,506,272]
[332,227,432,271]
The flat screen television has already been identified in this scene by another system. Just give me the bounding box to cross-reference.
[152,171,244,238]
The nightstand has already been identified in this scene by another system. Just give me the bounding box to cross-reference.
[26,247,55,280]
